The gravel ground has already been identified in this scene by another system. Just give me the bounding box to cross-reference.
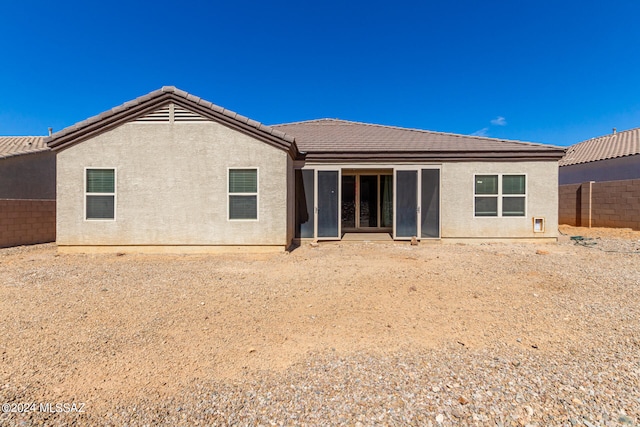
[1,225,639,426]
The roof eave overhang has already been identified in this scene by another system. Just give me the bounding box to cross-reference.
[299,150,567,163]
[559,152,640,167]
[45,93,299,159]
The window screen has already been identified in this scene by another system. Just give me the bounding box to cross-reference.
[87,169,115,193]
[502,175,525,195]
[502,196,526,216]
[475,175,498,194]
[229,169,258,220]
[86,169,115,220]
[86,195,115,219]
[229,169,257,193]
[229,195,257,220]
[475,196,498,217]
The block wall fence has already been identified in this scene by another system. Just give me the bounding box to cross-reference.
[0,199,56,248]
[559,179,640,230]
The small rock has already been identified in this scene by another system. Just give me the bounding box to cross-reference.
[571,397,583,406]
[458,396,469,405]
[248,348,256,353]
[436,414,444,424]
[410,236,418,245]
[619,415,634,425]
[535,249,549,255]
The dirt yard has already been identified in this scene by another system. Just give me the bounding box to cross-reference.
[1,226,639,426]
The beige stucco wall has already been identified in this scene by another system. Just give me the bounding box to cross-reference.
[56,120,290,247]
[441,161,559,239]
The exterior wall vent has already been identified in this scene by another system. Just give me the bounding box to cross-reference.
[173,105,207,122]
[135,105,171,122]
[135,103,208,123]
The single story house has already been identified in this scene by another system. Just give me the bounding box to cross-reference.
[45,86,565,252]
[559,127,640,185]
[558,127,640,230]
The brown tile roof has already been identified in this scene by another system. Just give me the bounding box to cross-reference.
[0,136,48,159]
[272,119,565,162]
[559,127,640,166]
[42,87,564,163]
[45,86,298,157]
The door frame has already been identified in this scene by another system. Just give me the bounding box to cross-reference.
[341,172,393,232]
[393,166,441,240]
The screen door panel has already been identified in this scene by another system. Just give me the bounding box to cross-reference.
[421,169,440,238]
[395,170,418,238]
[317,170,340,239]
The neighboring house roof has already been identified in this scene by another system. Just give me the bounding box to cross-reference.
[560,127,640,166]
[272,119,566,162]
[45,86,299,158]
[0,136,49,160]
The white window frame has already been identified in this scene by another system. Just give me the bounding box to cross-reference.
[84,167,117,221]
[473,173,527,218]
[227,167,259,221]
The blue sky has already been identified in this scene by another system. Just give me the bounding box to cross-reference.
[1,1,640,146]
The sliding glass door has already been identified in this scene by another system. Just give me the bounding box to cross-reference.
[394,168,440,240]
[395,170,418,238]
[341,173,393,231]
[295,167,438,241]
[421,169,440,238]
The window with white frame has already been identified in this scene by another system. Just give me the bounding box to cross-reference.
[86,168,115,220]
[474,174,526,217]
[228,168,258,220]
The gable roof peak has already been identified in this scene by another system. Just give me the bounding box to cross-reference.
[45,87,298,157]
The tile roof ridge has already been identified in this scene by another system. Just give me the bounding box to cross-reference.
[270,118,340,126]
[573,125,640,146]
